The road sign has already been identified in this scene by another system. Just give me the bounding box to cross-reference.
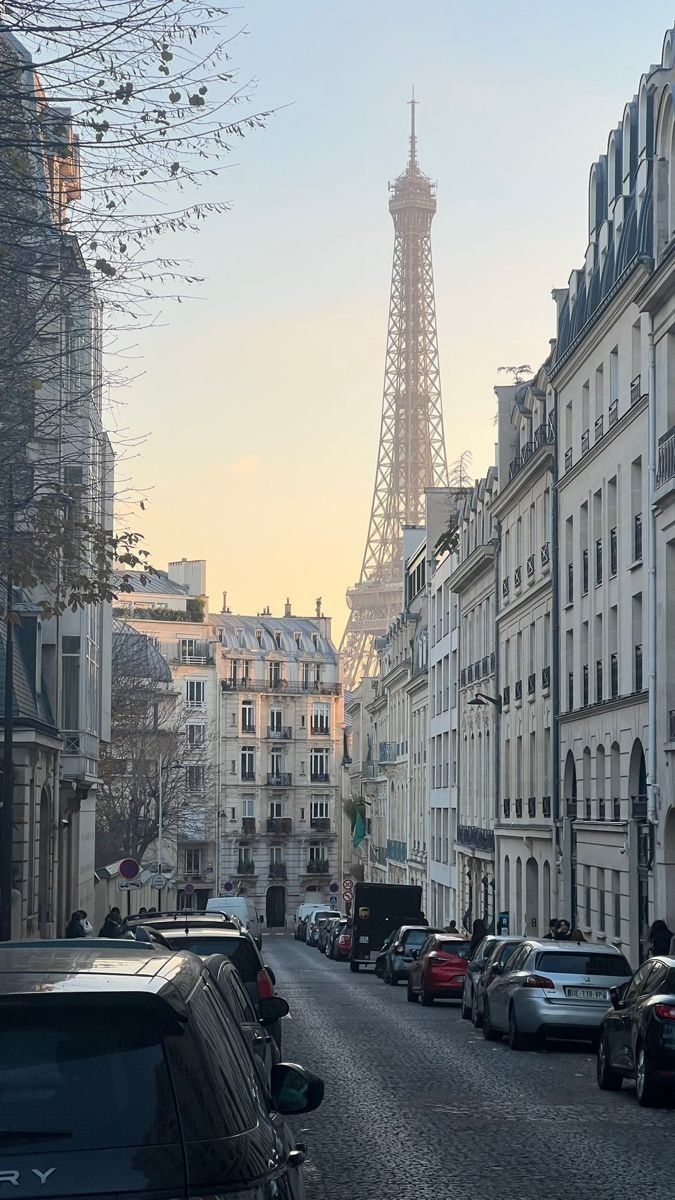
[342,878,354,904]
[184,882,195,896]
[119,879,143,891]
[329,896,337,909]
[119,858,141,880]
[151,873,167,890]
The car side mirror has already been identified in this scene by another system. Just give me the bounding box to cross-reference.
[410,949,419,960]
[271,1063,324,1115]
[609,986,624,1010]
[264,965,276,987]
[491,961,503,975]
[259,995,290,1025]
[468,958,484,973]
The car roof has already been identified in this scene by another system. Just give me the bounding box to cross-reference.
[527,940,625,953]
[127,912,241,928]
[399,925,442,934]
[0,944,202,1010]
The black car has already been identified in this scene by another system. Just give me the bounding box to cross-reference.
[376,925,442,985]
[326,919,348,960]
[461,935,506,1018]
[597,955,675,1106]
[468,938,523,1027]
[136,918,285,1048]
[317,916,341,954]
[0,943,323,1199]
[204,954,288,1085]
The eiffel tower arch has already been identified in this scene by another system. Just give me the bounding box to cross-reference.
[340,95,448,690]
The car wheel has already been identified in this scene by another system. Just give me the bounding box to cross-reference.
[389,970,399,986]
[349,961,360,973]
[407,980,418,1003]
[461,989,472,1020]
[508,1005,533,1051]
[482,1000,500,1041]
[636,1043,666,1107]
[597,1038,622,1091]
[471,991,483,1029]
[421,985,434,1006]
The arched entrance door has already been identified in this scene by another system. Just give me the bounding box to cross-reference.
[564,751,578,927]
[525,857,539,935]
[266,885,286,928]
[665,809,675,930]
[38,785,51,929]
[628,738,650,959]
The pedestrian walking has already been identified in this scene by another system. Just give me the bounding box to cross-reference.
[65,911,85,937]
[99,906,122,938]
[79,910,94,936]
[648,919,673,956]
[555,920,572,940]
[543,919,560,940]
[470,918,488,951]
[137,907,148,919]
[444,920,458,934]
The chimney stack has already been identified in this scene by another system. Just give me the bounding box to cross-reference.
[221,591,227,614]
[284,598,292,618]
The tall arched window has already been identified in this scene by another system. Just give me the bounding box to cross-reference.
[583,747,592,820]
[596,744,606,820]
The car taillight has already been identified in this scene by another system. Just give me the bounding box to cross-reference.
[654,1003,675,1021]
[524,974,555,989]
[256,968,274,1000]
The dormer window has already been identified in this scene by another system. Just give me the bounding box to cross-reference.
[275,631,282,649]
[294,632,301,648]
[312,633,319,650]
[256,629,263,647]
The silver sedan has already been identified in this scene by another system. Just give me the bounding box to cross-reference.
[482,939,632,1049]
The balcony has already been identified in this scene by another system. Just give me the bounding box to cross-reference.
[567,563,573,603]
[630,374,642,406]
[310,771,330,783]
[269,862,287,880]
[236,859,255,876]
[598,799,606,821]
[507,420,555,483]
[268,726,292,740]
[541,541,550,570]
[528,797,536,818]
[542,665,551,692]
[241,724,256,737]
[241,771,256,782]
[460,667,467,687]
[634,514,643,562]
[670,710,675,741]
[310,723,330,736]
[267,772,292,787]
[482,655,489,677]
[387,839,407,863]
[608,398,619,427]
[266,817,292,836]
[502,684,510,708]
[515,797,523,818]
[474,659,482,681]
[515,679,522,703]
[310,816,332,832]
[467,663,474,683]
[526,554,535,579]
[490,650,496,672]
[610,527,617,576]
[657,426,675,489]
[582,548,589,594]
[502,576,510,601]
[581,428,590,455]
[542,796,551,818]
[379,742,397,763]
[564,447,573,473]
[594,414,604,443]
[610,654,618,699]
[456,824,495,853]
[631,795,648,821]
[527,673,535,697]
[566,799,578,818]
[612,798,621,821]
[241,817,256,835]
[503,797,511,818]
[306,859,329,875]
[221,679,341,695]
[514,565,522,589]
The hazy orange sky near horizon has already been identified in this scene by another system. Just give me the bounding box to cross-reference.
[120,1,675,641]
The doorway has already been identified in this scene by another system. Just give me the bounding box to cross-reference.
[266,885,286,928]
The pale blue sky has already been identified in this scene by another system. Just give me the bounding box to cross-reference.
[125,2,675,634]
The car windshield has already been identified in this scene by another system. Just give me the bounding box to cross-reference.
[404,929,432,948]
[536,952,632,977]
[164,934,260,980]
[495,942,520,964]
[0,1004,177,1152]
[438,940,472,959]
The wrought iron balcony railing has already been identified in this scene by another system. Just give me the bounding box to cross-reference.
[657,426,675,489]
[456,824,495,853]
[267,773,292,787]
[266,817,292,836]
[268,726,292,740]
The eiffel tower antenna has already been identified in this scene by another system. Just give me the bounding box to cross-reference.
[340,93,448,691]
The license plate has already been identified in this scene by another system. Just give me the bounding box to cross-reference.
[564,986,607,1000]
[358,936,369,944]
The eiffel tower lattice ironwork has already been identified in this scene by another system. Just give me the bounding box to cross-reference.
[340,94,448,690]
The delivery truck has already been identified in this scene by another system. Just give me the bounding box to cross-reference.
[349,882,424,972]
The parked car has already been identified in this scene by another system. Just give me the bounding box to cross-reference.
[206,895,263,947]
[295,901,324,941]
[327,919,351,960]
[482,939,632,1049]
[205,953,288,1085]
[407,934,473,1004]
[137,917,285,1049]
[597,955,675,1106]
[0,943,323,1200]
[318,915,342,954]
[378,925,442,985]
[306,908,342,945]
[461,935,513,1019]
[468,938,523,1027]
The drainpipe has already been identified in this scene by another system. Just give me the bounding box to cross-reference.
[647,315,659,825]
[551,388,560,827]
[493,517,501,934]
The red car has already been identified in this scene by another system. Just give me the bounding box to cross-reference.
[334,923,352,961]
[407,934,473,1005]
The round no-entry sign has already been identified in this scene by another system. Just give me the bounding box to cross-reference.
[184,882,195,896]
[119,858,140,880]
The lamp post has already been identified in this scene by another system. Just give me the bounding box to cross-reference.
[467,692,502,713]
[468,692,501,933]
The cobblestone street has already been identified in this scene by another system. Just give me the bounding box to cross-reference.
[265,935,675,1200]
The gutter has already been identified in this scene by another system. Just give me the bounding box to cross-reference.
[647,314,659,825]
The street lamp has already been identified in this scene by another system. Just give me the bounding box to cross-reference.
[468,692,502,713]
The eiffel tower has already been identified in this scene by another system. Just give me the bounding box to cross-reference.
[340,94,448,690]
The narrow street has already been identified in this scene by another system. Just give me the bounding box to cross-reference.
[264,935,675,1200]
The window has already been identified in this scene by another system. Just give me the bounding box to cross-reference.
[582,547,589,594]
[62,634,81,730]
[269,800,283,819]
[270,747,284,776]
[241,747,255,780]
[310,797,330,820]
[597,868,605,931]
[312,632,319,650]
[274,631,282,649]
[634,513,643,562]
[596,659,603,703]
[312,702,329,733]
[270,708,282,733]
[308,840,326,862]
[613,873,621,938]
[270,845,283,864]
[595,538,603,586]
[255,629,263,647]
[294,632,301,648]
[310,748,329,781]
[187,723,205,748]
[242,796,255,818]
[268,660,281,687]
[187,764,205,793]
[179,638,206,662]
[610,527,618,576]
[241,700,255,733]
[185,848,202,873]
[186,679,206,708]
[635,644,643,691]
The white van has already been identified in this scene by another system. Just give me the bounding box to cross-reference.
[206,896,262,947]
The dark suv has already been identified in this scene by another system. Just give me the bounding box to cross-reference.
[0,943,323,1199]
